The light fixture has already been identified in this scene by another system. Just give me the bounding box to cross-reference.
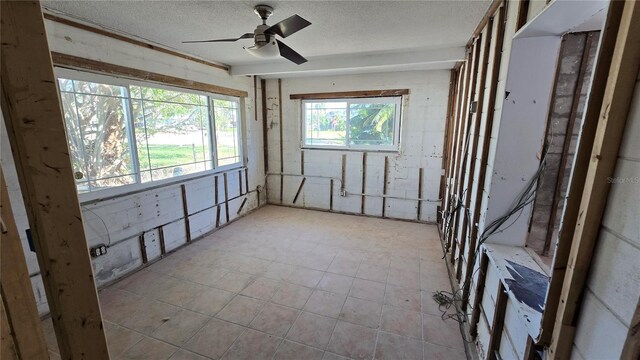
[244,41,280,59]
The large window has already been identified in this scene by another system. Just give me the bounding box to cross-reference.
[57,70,242,194]
[302,97,401,150]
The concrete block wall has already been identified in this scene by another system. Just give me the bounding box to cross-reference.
[0,17,266,314]
[570,59,640,360]
[264,71,451,222]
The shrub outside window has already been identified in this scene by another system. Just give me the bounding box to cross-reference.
[56,69,243,195]
[301,96,402,150]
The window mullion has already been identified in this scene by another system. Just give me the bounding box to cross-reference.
[124,86,141,184]
[209,97,218,168]
[345,101,351,149]
[71,82,93,192]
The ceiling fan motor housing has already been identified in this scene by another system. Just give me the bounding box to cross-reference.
[254,24,272,46]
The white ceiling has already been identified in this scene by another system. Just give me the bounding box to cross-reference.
[42,0,492,76]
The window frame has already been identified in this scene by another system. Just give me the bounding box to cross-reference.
[55,68,244,203]
[300,96,403,152]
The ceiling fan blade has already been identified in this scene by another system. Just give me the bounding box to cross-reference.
[266,14,311,38]
[276,40,307,65]
[182,33,253,43]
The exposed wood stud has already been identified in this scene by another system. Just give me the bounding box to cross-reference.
[622,296,640,359]
[516,0,530,31]
[254,75,258,121]
[330,179,334,211]
[0,2,110,357]
[290,89,409,100]
[417,167,424,221]
[466,0,502,47]
[550,1,640,357]
[470,250,489,337]
[238,169,243,195]
[361,152,367,214]
[0,299,19,360]
[279,78,284,204]
[214,176,219,204]
[463,4,506,312]
[261,79,269,173]
[224,172,230,223]
[487,282,508,360]
[158,226,166,255]
[237,198,248,215]
[139,235,148,264]
[245,168,249,196]
[341,154,347,193]
[0,170,49,359]
[301,150,305,175]
[293,178,307,204]
[382,156,389,218]
[216,206,221,228]
[43,13,229,71]
[180,184,191,242]
[524,336,538,360]
[51,52,247,97]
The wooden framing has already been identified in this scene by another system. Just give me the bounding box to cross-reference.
[467,0,502,47]
[279,79,284,204]
[261,79,269,174]
[341,154,347,193]
[51,52,247,98]
[417,168,424,221]
[254,76,258,121]
[0,299,19,360]
[549,1,640,357]
[289,89,409,100]
[0,170,49,359]
[516,0,530,31]
[382,156,388,218]
[223,173,230,222]
[470,249,490,337]
[329,179,334,211]
[487,282,508,360]
[442,63,465,226]
[181,184,192,242]
[293,178,306,204]
[622,296,640,359]
[361,152,367,214]
[463,3,506,311]
[0,2,110,358]
[43,13,229,71]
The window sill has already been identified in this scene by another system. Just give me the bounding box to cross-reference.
[483,243,550,340]
[78,164,245,205]
[301,146,400,153]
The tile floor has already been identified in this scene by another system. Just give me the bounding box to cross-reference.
[44,205,467,360]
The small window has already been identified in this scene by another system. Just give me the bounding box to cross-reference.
[302,97,402,150]
[56,71,243,195]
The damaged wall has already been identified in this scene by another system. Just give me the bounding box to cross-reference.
[263,71,450,222]
[0,17,266,314]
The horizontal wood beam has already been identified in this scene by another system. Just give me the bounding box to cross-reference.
[1,1,110,358]
[43,12,229,71]
[51,52,248,98]
[290,89,409,100]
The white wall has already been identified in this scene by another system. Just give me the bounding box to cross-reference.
[0,18,266,314]
[571,62,640,360]
[264,71,450,222]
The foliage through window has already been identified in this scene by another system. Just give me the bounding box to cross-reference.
[57,72,242,194]
[302,97,401,150]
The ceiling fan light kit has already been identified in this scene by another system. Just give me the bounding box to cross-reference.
[183,4,311,65]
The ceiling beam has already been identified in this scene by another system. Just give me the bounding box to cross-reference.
[230,46,465,77]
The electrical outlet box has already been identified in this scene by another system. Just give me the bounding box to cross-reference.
[90,244,108,258]
[340,189,347,197]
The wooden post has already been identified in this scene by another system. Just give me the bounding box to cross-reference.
[158,226,166,255]
[224,172,230,222]
[361,152,367,214]
[549,1,640,358]
[329,179,334,211]
[341,154,347,193]
[382,156,388,218]
[0,299,19,360]
[487,282,508,360]
[470,250,489,337]
[238,169,243,195]
[0,170,49,359]
[279,79,284,204]
[301,150,305,175]
[622,296,640,359]
[180,184,191,242]
[261,79,269,173]
[0,2,110,358]
[417,168,424,221]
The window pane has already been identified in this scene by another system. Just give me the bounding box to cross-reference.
[304,102,347,146]
[214,100,241,166]
[57,78,136,192]
[348,102,396,147]
[133,87,211,182]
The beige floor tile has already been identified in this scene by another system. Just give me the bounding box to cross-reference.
[286,312,336,349]
[349,279,386,303]
[212,271,255,293]
[250,303,300,337]
[169,349,211,360]
[271,283,313,309]
[240,277,282,300]
[104,321,144,357]
[384,285,421,312]
[222,329,281,360]
[264,262,296,281]
[390,256,420,273]
[119,336,177,360]
[380,305,422,339]
[387,268,421,290]
[184,287,234,316]
[100,288,146,325]
[423,342,466,360]
[339,297,382,328]
[375,331,423,360]
[421,291,444,316]
[322,352,349,360]
[422,314,464,349]
[152,309,210,346]
[184,318,245,359]
[149,278,208,307]
[326,321,376,360]
[287,267,324,288]
[318,273,354,295]
[356,263,389,283]
[274,340,324,360]
[121,299,181,335]
[235,256,271,275]
[304,290,347,318]
[216,295,264,326]
[180,267,229,287]
[327,258,360,277]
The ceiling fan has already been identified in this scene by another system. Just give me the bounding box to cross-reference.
[183,5,311,65]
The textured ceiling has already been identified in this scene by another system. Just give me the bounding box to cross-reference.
[42,1,491,67]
